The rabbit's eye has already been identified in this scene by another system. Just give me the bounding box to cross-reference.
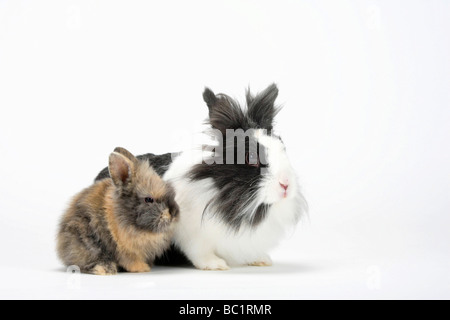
[145,197,154,204]
[246,152,260,168]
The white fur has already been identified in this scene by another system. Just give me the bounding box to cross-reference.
[164,131,306,270]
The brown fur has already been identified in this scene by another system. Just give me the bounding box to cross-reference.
[57,148,179,275]
[104,187,172,272]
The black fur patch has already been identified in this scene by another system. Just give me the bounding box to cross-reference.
[95,152,178,182]
[154,244,191,266]
[189,84,281,231]
[203,84,281,134]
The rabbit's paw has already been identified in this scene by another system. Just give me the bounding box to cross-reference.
[195,255,230,271]
[90,262,118,275]
[125,261,151,273]
[249,255,272,267]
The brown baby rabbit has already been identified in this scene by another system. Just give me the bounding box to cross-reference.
[57,147,179,275]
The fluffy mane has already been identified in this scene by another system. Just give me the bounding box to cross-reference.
[188,84,283,231]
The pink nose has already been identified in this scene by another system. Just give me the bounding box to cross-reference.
[280,182,289,191]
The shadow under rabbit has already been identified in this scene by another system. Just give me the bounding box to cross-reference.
[55,261,322,276]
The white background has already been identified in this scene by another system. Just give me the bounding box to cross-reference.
[0,0,449,300]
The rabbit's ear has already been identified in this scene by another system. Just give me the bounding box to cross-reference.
[113,147,138,165]
[109,152,134,187]
[202,87,245,134]
[203,87,218,109]
[245,86,254,106]
[246,83,281,131]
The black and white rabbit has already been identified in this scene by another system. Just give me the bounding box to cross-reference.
[163,84,306,270]
[95,84,307,270]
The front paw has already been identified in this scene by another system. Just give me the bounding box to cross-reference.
[125,261,151,273]
[90,263,118,275]
[249,255,273,267]
[194,255,230,271]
